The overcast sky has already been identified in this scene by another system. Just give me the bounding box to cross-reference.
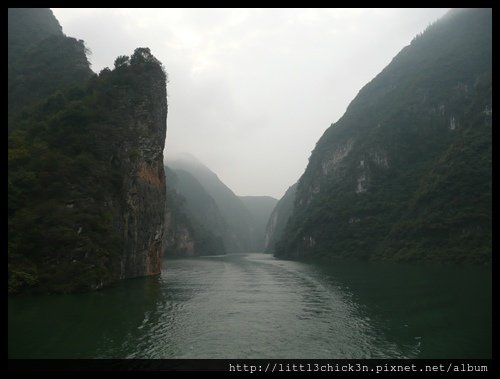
[52,8,449,199]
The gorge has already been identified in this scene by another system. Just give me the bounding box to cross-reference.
[8,7,491,362]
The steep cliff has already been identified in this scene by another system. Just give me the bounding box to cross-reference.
[264,183,297,253]
[8,8,168,293]
[101,49,168,280]
[275,9,491,263]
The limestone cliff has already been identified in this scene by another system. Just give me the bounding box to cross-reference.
[104,52,168,280]
[8,7,168,293]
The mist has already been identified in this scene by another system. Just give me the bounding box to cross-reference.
[51,8,449,199]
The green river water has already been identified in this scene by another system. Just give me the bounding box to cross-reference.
[8,253,491,358]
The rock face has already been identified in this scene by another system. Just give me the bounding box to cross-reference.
[109,58,168,279]
[8,9,168,293]
[275,9,491,263]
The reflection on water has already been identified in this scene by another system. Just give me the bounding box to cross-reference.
[8,253,491,358]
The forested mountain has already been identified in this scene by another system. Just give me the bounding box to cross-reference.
[8,8,62,42]
[8,8,93,123]
[167,154,255,253]
[8,9,168,293]
[275,8,491,263]
[164,166,226,257]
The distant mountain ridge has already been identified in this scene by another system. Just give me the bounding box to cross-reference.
[164,166,226,256]
[167,154,279,253]
[167,154,255,253]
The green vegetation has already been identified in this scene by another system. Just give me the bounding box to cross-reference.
[8,8,93,123]
[275,9,491,263]
[9,46,167,293]
[9,86,120,293]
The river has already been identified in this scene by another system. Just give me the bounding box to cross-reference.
[8,253,491,359]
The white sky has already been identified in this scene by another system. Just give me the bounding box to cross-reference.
[52,8,450,199]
